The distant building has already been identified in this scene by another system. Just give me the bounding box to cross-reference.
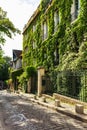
[12,50,22,70]
[11,49,23,91]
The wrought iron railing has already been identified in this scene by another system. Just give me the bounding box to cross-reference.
[46,70,87,102]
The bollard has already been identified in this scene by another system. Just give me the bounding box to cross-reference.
[41,97,46,102]
[55,99,60,107]
[75,104,84,114]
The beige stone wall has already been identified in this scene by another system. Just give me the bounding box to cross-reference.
[53,93,87,108]
[27,78,31,93]
[38,67,45,96]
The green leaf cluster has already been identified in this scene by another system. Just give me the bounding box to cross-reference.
[0,53,11,81]
[0,7,20,44]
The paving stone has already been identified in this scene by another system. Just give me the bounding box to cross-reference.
[0,90,87,130]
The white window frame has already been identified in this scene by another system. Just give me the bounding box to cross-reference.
[33,24,36,32]
[33,41,37,49]
[71,0,80,22]
[54,11,60,32]
[43,21,48,40]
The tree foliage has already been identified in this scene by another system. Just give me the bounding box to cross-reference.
[0,49,5,65]
[0,54,12,81]
[0,7,21,81]
[0,7,20,44]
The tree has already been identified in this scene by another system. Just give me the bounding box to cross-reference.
[4,56,12,65]
[0,48,5,66]
[0,54,12,81]
[0,7,20,44]
[0,7,21,87]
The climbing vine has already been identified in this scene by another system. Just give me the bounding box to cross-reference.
[23,0,87,71]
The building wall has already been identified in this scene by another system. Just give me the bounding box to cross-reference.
[13,58,22,70]
[23,0,86,71]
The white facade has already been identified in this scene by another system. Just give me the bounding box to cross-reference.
[13,58,22,70]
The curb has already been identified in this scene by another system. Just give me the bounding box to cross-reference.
[18,93,87,123]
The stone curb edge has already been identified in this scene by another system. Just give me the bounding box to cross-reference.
[17,94,87,123]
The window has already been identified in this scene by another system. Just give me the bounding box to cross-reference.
[33,41,37,49]
[43,21,48,40]
[33,59,36,66]
[54,11,60,32]
[71,0,80,22]
[75,0,80,17]
[54,45,59,65]
[33,24,36,32]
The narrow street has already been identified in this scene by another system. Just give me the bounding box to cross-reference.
[0,90,87,130]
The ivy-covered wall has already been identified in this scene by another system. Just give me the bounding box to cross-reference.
[23,0,87,71]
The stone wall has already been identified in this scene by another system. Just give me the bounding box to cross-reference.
[53,93,87,108]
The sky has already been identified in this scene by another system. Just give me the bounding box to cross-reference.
[0,0,40,58]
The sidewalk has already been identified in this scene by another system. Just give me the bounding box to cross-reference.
[15,92,87,123]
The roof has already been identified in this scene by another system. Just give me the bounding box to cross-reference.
[13,49,22,61]
[22,0,53,34]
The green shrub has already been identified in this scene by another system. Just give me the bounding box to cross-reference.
[25,66,36,79]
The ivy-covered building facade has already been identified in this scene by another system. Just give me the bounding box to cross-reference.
[22,0,87,101]
[23,0,87,70]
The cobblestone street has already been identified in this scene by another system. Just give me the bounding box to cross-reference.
[0,90,87,130]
